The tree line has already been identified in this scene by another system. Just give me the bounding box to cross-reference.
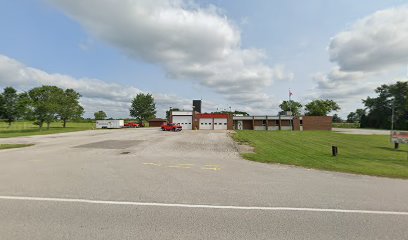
[347,81,408,130]
[279,99,340,117]
[1,85,342,128]
[0,86,160,128]
[165,99,340,122]
[0,86,84,129]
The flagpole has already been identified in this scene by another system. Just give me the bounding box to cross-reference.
[289,89,293,131]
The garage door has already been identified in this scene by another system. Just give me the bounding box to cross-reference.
[214,118,228,130]
[173,115,192,130]
[199,118,213,130]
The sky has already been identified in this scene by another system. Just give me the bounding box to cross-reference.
[1,0,408,118]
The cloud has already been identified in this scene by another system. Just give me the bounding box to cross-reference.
[329,6,408,72]
[46,0,293,104]
[310,5,408,116]
[310,67,404,116]
[0,54,192,118]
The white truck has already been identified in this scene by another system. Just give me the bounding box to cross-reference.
[95,120,124,129]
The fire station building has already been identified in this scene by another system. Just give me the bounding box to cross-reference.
[169,100,332,131]
[170,111,233,130]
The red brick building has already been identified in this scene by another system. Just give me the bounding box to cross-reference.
[293,116,333,131]
[169,100,332,131]
[233,115,332,131]
[148,118,167,127]
[171,111,233,130]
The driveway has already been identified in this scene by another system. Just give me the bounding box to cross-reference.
[333,128,390,135]
[0,128,407,239]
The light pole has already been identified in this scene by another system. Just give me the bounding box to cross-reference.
[387,98,397,147]
[169,107,172,123]
[391,104,394,132]
[192,105,196,130]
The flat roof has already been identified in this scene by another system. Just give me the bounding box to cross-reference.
[233,115,294,120]
[171,111,193,116]
[149,118,167,122]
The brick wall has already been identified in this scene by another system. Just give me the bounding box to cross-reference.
[149,121,166,127]
[227,114,234,130]
[293,117,300,131]
[268,120,278,126]
[302,116,333,131]
[194,113,233,130]
[243,120,253,130]
[280,120,291,126]
[253,120,264,126]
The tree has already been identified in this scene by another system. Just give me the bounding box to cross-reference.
[279,100,302,116]
[0,87,21,126]
[362,81,408,130]
[166,108,180,122]
[304,99,340,116]
[28,86,64,129]
[211,110,249,116]
[347,109,366,123]
[232,110,249,116]
[57,89,84,128]
[130,93,156,123]
[94,111,107,120]
[15,92,32,120]
[332,114,343,123]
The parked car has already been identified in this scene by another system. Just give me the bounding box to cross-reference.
[161,123,182,131]
[124,122,140,128]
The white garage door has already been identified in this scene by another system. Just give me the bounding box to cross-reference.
[173,115,192,130]
[199,118,213,130]
[214,118,228,130]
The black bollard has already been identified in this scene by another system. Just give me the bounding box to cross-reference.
[332,146,338,157]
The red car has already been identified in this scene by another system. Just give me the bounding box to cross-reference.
[161,123,182,131]
[124,122,140,128]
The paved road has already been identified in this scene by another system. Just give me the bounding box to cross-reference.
[0,128,407,239]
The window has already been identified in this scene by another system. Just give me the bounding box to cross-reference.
[275,120,279,125]
[224,123,227,125]
[201,123,203,125]
[262,120,266,126]
[300,120,303,125]
[214,123,218,125]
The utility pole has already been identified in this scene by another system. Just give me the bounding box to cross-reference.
[289,89,293,131]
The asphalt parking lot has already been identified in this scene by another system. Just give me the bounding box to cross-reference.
[0,128,407,239]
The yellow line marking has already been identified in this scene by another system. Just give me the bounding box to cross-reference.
[143,163,161,166]
[202,167,221,171]
[167,166,191,169]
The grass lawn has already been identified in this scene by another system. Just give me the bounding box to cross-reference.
[0,144,34,150]
[0,121,95,138]
[232,130,408,179]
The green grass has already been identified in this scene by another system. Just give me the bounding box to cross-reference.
[0,121,95,138]
[0,144,34,150]
[232,130,408,179]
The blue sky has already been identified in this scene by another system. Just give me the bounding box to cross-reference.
[1,0,407,118]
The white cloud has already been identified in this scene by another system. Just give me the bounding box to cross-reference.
[329,6,408,72]
[310,5,408,116]
[0,54,191,118]
[47,0,293,105]
[310,67,403,116]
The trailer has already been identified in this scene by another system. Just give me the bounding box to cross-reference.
[95,120,124,129]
